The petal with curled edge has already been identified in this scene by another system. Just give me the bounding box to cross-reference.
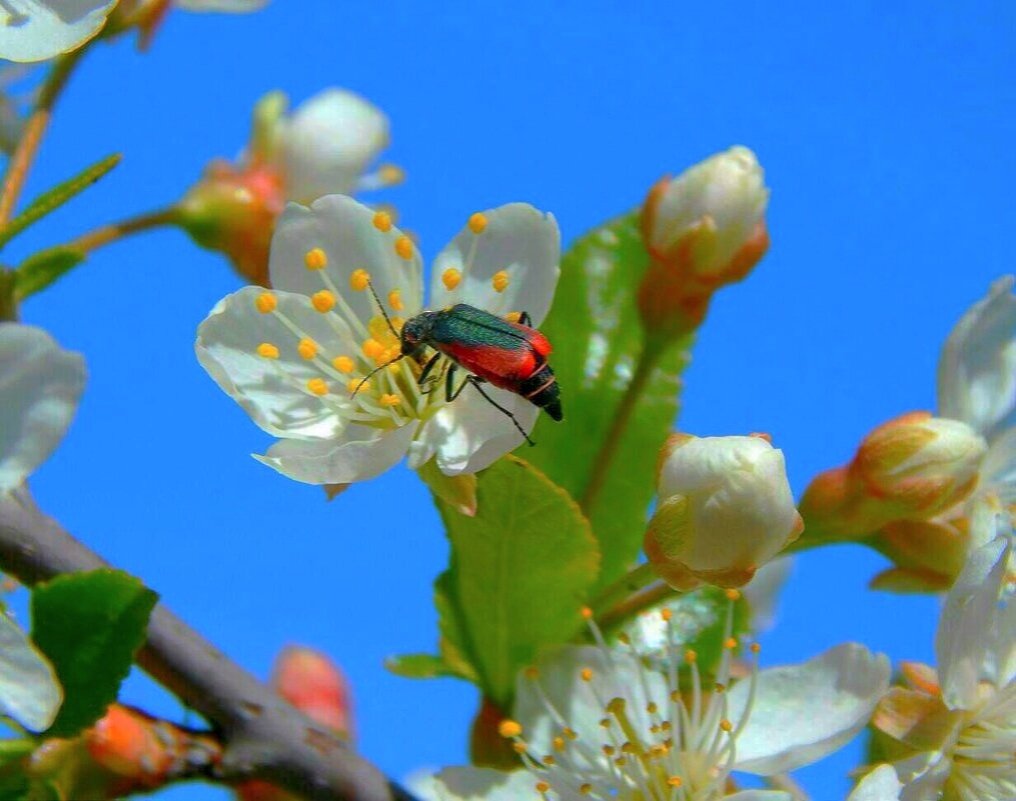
[196,286,359,440]
[255,422,417,485]
[414,767,535,801]
[281,89,389,204]
[0,612,62,732]
[847,765,903,801]
[730,643,890,775]
[0,0,117,63]
[430,203,560,326]
[268,195,423,328]
[0,323,84,493]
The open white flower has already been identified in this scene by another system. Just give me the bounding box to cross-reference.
[0,611,62,732]
[0,323,85,493]
[196,194,560,484]
[0,0,119,63]
[422,598,889,801]
[872,502,1015,800]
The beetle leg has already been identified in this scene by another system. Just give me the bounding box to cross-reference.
[417,351,443,392]
[518,311,533,327]
[463,375,536,447]
[445,363,468,401]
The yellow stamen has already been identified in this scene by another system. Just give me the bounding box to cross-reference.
[580,784,592,795]
[304,248,327,270]
[725,637,738,650]
[441,267,461,290]
[667,776,683,788]
[542,755,555,766]
[750,642,761,654]
[348,378,369,394]
[504,311,522,323]
[720,719,733,732]
[380,393,401,407]
[491,270,509,293]
[684,649,697,664]
[332,356,354,373]
[725,588,741,601]
[581,606,593,620]
[562,727,577,740]
[388,289,404,311]
[255,292,277,314]
[372,211,392,232]
[256,343,279,359]
[646,701,658,714]
[512,741,527,754]
[552,736,565,751]
[580,668,593,682]
[535,782,549,794]
[297,338,318,360]
[362,339,386,360]
[524,666,539,680]
[306,378,328,396]
[311,290,336,313]
[378,164,404,185]
[350,269,370,291]
[394,235,414,260]
[388,362,402,374]
[498,720,522,738]
[661,608,673,621]
[468,212,488,233]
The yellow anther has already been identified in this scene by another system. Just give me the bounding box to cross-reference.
[512,741,527,754]
[615,757,628,767]
[599,718,611,728]
[378,164,404,185]
[297,338,319,360]
[541,755,555,766]
[311,290,336,313]
[333,355,355,373]
[552,736,565,751]
[660,608,673,621]
[441,267,462,290]
[580,784,592,796]
[306,378,328,396]
[362,338,386,360]
[725,588,741,601]
[580,606,594,620]
[562,727,577,740]
[504,311,522,323]
[667,776,683,788]
[256,343,279,359]
[617,632,631,645]
[491,270,509,293]
[750,642,762,654]
[714,682,727,693]
[649,744,669,757]
[725,637,738,650]
[684,649,697,664]
[388,289,404,311]
[372,211,392,232]
[388,361,402,374]
[621,742,636,754]
[394,235,414,260]
[255,292,277,314]
[347,378,369,394]
[304,248,328,270]
[524,666,539,680]
[380,393,401,407]
[350,269,371,291]
[661,720,672,731]
[720,719,733,732]
[535,782,549,794]
[580,668,593,682]
[468,212,488,233]
[670,690,681,702]
[602,745,615,756]
[650,724,661,734]
[646,701,658,714]
[497,719,522,738]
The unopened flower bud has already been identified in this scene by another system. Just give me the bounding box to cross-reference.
[638,147,769,338]
[272,645,353,738]
[86,704,171,784]
[644,433,803,590]
[852,412,986,520]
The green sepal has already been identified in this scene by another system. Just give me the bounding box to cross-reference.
[13,247,84,301]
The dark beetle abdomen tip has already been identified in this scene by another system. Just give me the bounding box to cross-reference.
[544,400,563,421]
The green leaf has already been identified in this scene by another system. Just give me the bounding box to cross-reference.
[527,211,691,590]
[30,569,157,738]
[384,653,458,680]
[433,456,599,705]
[0,154,121,250]
[13,247,84,301]
[0,612,62,733]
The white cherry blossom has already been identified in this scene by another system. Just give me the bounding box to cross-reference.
[196,194,560,485]
[0,0,119,63]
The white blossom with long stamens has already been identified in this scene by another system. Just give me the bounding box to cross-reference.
[196,194,559,485]
[418,596,889,801]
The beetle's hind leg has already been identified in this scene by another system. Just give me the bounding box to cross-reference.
[444,366,535,447]
[417,352,445,395]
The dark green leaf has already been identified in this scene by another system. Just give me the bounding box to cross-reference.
[528,211,691,590]
[433,456,599,705]
[30,569,157,738]
[13,248,84,301]
[0,154,121,250]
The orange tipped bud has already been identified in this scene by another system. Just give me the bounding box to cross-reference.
[272,646,353,739]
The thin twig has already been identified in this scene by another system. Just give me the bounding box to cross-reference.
[66,206,180,254]
[0,488,414,801]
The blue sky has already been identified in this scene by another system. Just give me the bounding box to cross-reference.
[13,1,1016,798]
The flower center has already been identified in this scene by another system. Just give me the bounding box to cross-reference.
[944,681,1016,801]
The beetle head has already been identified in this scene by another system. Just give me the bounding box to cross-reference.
[401,312,437,355]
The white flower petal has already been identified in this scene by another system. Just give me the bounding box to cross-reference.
[430,204,560,325]
[895,750,950,801]
[729,643,890,775]
[938,275,1016,440]
[422,386,539,476]
[743,556,793,633]
[196,286,359,440]
[513,645,668,776]
[268,195,423,328]
[978,426,1016,504]
[255,421,416,484]
[175,0,268,10]
[280,89,389,204]
[0,323,84,493]
[422,767,535,801]
[0,0,117,63]
[848,765,902,801]
[0,611,61,732]
[936,531,1012,709]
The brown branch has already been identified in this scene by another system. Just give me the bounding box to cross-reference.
[0,487,414,801]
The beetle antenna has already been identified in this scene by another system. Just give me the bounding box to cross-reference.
[365,279,400,339]
[351,354,405,399]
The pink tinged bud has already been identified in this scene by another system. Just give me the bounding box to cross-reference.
[272,646,353,739]
[852,412,987,519]
[86,705,172,784]
[645,433,803,590]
